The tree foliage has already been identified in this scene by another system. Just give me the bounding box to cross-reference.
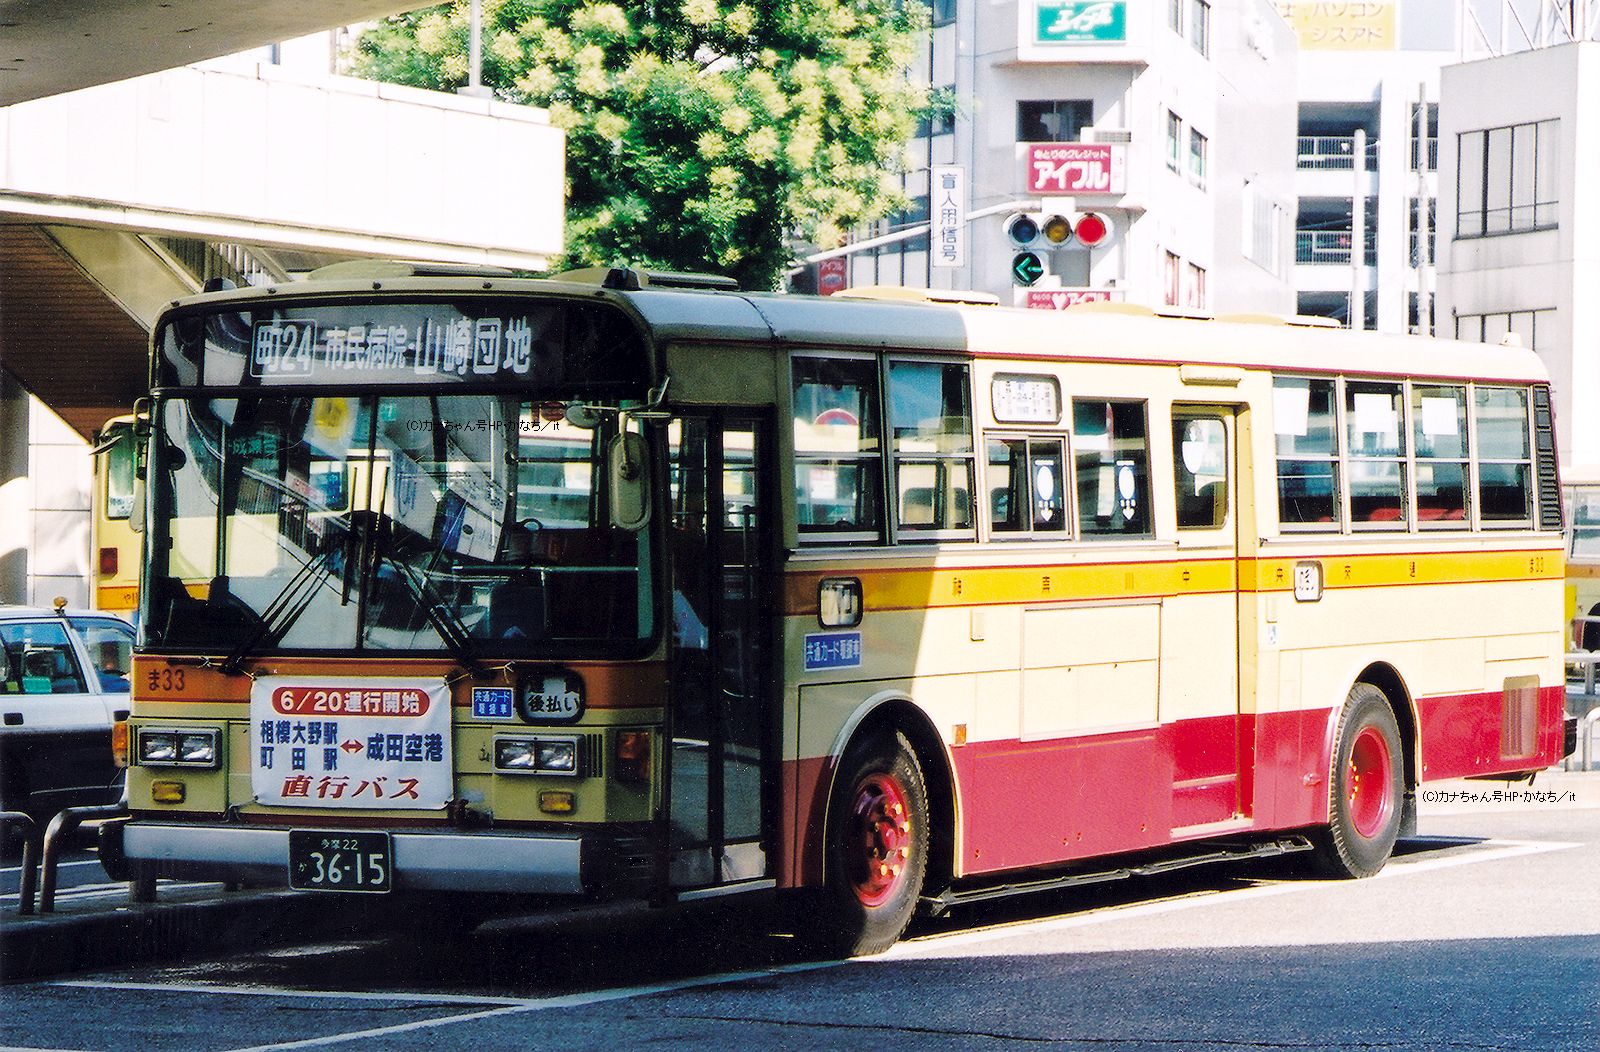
[352,0,931,290]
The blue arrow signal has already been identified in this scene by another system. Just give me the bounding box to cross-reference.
[1012,252,1045,286]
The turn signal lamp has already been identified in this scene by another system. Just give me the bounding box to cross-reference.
[112,721,129,768]
[539,790,576,814]
[150,780,186,804]
[615,730,651,783]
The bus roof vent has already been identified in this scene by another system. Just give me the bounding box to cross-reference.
[1063,300,1154,317]
[550,266,739,292]
[834,285,1000,306]
[1215,312,1289,326]
[307,260,516,280]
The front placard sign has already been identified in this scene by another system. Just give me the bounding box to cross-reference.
[250,677,454,809]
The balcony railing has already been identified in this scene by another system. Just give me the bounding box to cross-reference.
[1297,136,1378,171]
[1295,229,1377,266]
[1410,137,1438,172]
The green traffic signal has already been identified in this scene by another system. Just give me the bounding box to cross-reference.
[1011,252,1045,286]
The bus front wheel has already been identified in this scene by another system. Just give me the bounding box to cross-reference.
[1311,683,1404,879]
[815,730,929,957]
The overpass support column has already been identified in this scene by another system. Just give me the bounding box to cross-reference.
[0,369,28,603]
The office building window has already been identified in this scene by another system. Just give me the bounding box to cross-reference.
[1189,129,1208,188]
[1410,103,1439,171]
[1018,100,1093,143]
[1166,112,1182,171]
[929,0,957,26]
[1186,262,1207,309]
[1455,309,1556,351]
[1458,120,1558,237]
[1163,251,1181,306]
[1169,0,1183,32]
[1191,0,1211,56]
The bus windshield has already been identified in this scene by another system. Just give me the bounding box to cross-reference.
[142,392,655,656]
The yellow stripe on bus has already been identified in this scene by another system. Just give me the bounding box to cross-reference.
[784,548,1559,615]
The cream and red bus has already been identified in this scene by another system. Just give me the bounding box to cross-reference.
[106,269,1575,956]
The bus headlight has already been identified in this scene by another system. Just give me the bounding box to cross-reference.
[137,728,220,768]
[494,736,580,776]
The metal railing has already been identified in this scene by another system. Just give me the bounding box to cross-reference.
[1297,135,1378,171]
[1295,229,1377,266]
[2,811,39,914]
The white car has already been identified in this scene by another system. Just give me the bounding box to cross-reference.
[0,605,133,826]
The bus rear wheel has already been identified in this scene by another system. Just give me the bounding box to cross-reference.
[1311,683,1404,879]
[815,730,929,958]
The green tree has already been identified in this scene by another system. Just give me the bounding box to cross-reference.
[352,0,932,290]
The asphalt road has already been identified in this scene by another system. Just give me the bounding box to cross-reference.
[1,802,1596,1051]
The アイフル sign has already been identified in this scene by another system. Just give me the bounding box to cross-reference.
[1027,144,1126,195]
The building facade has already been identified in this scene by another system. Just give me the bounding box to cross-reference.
[1436,40,1600,476]
[847,0,1299,316]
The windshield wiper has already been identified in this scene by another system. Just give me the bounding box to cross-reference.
[360,514,485,678]
[219,531,351,675]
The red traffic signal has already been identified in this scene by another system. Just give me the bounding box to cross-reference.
[1073,212,1110,247]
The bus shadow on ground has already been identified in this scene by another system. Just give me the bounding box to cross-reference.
[126,834,1495,1000]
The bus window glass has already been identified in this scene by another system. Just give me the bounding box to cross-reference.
[1346,381,1406,527]
[1173,415,1227,529]
[143,394,653,655]
[1475,387,1532,523]
[1412,385,1469,526]
[1273,377,1339,527]
[1028,438,1067,532]
[987,437,1067,537]
[103,426,136,520]
[792,357,883,539]
[889,361,974,536]
[1571,487,1600,558]
[987,439,1028,533]
[1073,401,1151,537]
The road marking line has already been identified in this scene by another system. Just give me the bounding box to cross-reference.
[882,837,1581,959]
[0,860,103,875]
[53,980,532,1006]
[216,961,842,1052]
[0,1046,98,1052]
[1,882,128,903]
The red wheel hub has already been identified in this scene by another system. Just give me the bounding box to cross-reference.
[1347,726,1394,839]
[847,772,913,907]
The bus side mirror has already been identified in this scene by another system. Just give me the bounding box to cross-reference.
[608,433,650,532]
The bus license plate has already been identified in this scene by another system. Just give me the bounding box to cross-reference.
[288,830,392,893]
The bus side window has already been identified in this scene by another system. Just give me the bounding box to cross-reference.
[1072,400,1151,538]
[792,357,883,542]
[1474,386,1533,525]
[1173,416,1227,530]
[987,436,1067,537]
[1273,377,1340,529]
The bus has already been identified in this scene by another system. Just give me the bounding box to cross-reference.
[91,415,141,616]
[104,270,1575,956]
[1564,473,1600,650]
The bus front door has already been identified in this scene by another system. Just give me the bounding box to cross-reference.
[665,415,773,891]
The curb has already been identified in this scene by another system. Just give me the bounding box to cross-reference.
[0,889,373,984]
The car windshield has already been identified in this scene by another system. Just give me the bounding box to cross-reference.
[142,393,655,656]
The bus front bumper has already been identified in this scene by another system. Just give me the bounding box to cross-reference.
[102,820,597,895]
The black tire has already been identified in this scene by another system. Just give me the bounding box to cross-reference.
[811,730,930,958]
[1310,683,1404,878]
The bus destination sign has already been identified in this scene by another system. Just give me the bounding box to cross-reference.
[251,316,544,382]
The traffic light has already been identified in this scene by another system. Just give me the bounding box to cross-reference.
[1004,211,1113,250]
